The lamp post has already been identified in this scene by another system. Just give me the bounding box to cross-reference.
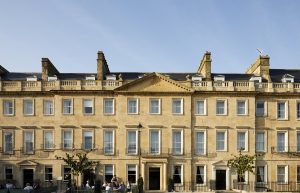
[137,123,142,177]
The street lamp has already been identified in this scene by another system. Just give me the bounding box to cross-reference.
[137,123,142,177]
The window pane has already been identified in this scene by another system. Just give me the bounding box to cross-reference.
[196,100,204,115]
[24,100,33,115]
[127,165,137,183]
[45,166,53,181]
[84,131,93,150]
[150,99,159,114]
[277,133,285,152]
[297,132,300,152]
[104,99,114,114]
[196,132,205,155]
[128,99,137,114]
[104,131,113,154]
[24,131,34,153]
[64,167,71,181]
[173,166,182,184]
[4,132,13,153]
[216,101,225,115]
[63,131,72,149]
[196,166,204,184]
[256,132,265,152]
[237,132,246,151]
[63,100,72,114]
[216,132,225,150]
[237,101,246,115]
[105,165,113,182]
[127,131,137,154]
[44,131,54,149]
[173,131,182,154]
[83,100,93,114]
[256,166,265,183]
[297,166,300,183]
[297,102,300,119]
[256,101,265,116]
[172,99,182,114]
[44,100,54,115]
[277,166,285,183]
[5,166,13,180]
[150,131,159,154]
[277,102,285,119]
[4,100,13,115]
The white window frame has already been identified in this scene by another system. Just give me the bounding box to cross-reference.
[277,101,288,120]
[103,130,115,155]
[256,131,266,152]
[62,99,73,115]
[296,101,300,120]
[173,165,183,185]
[195,130,206,155]
[127,130,138,154]
[44,130,54,150]
[3,131,14,154]
[3,99,14,116]
[43,99,54,115]
[127,164,137,184]
[276,131,288,152]
[23,130,34,154]
[83,130,94,150]
[237,130,248,151]
[149,130,161,154]
[256,165,267,183]
[104,164,114,183]
[172,98,184,115]
[195,99,207,116]
[256,100,267,117]
[237,100,248,115]
[277,165,288,184]
[23,99,34,116]
[127,98,139,114]
[44,165,53,182]
[172,129,183,155]
[5,165,13,180]
[62,130,73,150]
[83,99,94,115]
[149,98,161,115]
[195,165,206,185]
[216,99,227,115]
[216,130,227,151]
[297,131,300,152]
[103,98,115,115]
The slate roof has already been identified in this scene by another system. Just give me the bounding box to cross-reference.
[0,70,299,82]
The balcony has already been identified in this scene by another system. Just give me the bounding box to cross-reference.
[271,146,300,157]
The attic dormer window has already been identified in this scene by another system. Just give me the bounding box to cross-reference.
[281,74,294,83]
[48,76,58,81]
[192,75,203,81]
[86,75,96,81]
[250,76,262,83]
[214,75,225,82]
[106,74,116,81]
[26,76,37,81]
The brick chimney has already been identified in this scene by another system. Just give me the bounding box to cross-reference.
[246,55,271,82]
[97,51,110,80]
[41,58,60,81]
[197,51,212,80]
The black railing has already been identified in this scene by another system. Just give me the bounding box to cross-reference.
[171,182,212,192]
[233,180,300,192]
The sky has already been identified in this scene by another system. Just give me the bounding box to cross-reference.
[0,0,300,74]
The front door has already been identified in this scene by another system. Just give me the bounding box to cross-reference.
[149,167,160,190]
[216,169,226,190]
[23,169,34,187]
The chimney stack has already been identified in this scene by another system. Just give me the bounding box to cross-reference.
[41,58,59,81]
[246,55,271,82]
[97,51,110,80]
[197,51,212,80]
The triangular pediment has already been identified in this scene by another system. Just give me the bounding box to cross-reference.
[212,160,227,166]
[17,160,39,166]
[115,73,193,93]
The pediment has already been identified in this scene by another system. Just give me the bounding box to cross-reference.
[115,73,193,93]
[212,160,227,166]
[17,160,39,166]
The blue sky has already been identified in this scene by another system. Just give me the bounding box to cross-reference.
[0,0,300,74]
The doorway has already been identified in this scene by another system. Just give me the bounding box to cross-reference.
[215,169,226,190]
[23,169,34,187]
[149,167,160,190]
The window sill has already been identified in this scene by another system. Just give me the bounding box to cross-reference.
[3,114,15,117]
[44,114,54,116]
[216,114,227,116]
[104,113,115,116]
[195,114,207,116]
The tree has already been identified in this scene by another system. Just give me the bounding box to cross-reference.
[137,176,144,193]
[56,152,99,190]
[227,148,257,189]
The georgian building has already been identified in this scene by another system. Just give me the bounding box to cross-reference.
[0,51,299,192]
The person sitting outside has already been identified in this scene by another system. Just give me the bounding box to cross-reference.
[24,183,33,192]
[5,181,14,189]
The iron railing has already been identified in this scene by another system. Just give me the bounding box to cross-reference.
[233,180,300,192]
